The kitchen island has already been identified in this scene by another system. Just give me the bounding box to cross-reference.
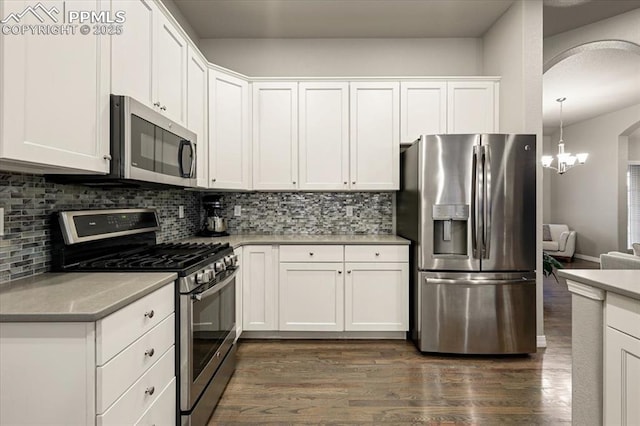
[559,269,640,426]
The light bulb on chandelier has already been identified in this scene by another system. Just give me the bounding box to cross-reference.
[542,97,588,174]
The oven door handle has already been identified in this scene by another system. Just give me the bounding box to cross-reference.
[192,271,236,301]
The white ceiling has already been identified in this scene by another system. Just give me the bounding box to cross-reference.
[172,0,515,38]
[543,48,640,134]
[543,0,640,37]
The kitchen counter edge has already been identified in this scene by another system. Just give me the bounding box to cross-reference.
[558,269,640,301]
[182,234,411,248]
[0,272,177,322]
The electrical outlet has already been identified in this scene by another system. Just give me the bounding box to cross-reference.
[234,205,242,217]
[178,205,185,219]
[346,206,354,217]
[0,207,4,237]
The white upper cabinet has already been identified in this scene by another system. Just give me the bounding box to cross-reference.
[154,13,188,125]
[186,46,208,188]
[252,82,298,190]
[349,82,400,191]
[111,0,187,125]
[209,70,251,190]
[0,0,111,174]
[400,82,447,143]
[111,0,156,107]
[447,81,498,133]
[298,82,350,191]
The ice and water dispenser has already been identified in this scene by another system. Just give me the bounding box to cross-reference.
[432,204,469,255]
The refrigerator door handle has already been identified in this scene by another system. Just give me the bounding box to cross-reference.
[483,144,491,259]
[425,276,534,286]
[471,146,481,258]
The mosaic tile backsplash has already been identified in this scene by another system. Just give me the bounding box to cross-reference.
[0,171,394,284]
[217,192,393,235]
[0,172,200,284]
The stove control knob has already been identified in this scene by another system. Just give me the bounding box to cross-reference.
[215,261,226,272]
[196,271,209,284]
[205,268,215,279]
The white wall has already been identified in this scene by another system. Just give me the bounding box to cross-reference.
[629,128,640,161]
[199,38,483,77]
[548,103,640,257]
[543,135,552,223]
[544,8,640,66]
[159,0,200,46]
[482,0,545,341]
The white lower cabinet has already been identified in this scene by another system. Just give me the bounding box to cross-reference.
[234,247,243,339]
[344,262,408,331]
[242,245,278,331]
[605,293,640,425]
[0,284,175,425]
[279,262,344,331]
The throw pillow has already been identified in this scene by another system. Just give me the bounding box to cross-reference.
[633,243,640,256]
[543,224,552,241]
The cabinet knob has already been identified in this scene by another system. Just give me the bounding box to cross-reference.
[352,181,356,185]
[160,105,167,111]
[347,270,352,274]
[153,102,161,107]
[309,252,314,256]
[292,181,296,185]
[145,386,155,396]
[338,270,342,274]
[375,252,380,256]
[103,154,112,161]
[145,348,155,357]
[344,181,347,185]
[212,178,216,182]
[144,310,155,319]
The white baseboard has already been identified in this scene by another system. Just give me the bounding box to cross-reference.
[574,253,600,263]
[537,335,547,348]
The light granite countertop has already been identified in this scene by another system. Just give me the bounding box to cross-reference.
[182,234,411,248]
[558,269,640,301]
[0,272,177,322]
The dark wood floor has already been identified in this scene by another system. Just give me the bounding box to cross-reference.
[209,260,598,425]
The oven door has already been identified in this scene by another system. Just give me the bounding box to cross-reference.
[180,271,236,411]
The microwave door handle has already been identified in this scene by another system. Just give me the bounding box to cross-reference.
[189,141,196,178]
[483,144,491,259]
[178,140,193,178]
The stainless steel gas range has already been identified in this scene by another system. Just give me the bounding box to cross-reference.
[51,208,237,425]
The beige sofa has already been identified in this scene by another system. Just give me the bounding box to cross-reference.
[600,251,640,269]
[543,224,576,261]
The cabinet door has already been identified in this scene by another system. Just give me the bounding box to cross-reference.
[447,81,498,133]
[400,82,447,142]
[344,262,408,331]
[242,246,277,331]
[155,13,187,125]
[298,82,349,191]
[279,263,344,331]
[234,248,243,340]
[605,326,640,425]
[187,46,208,188]
[111,0,157,108]
[349,82,400,190]
[209,70,251,190]
[252,82,298,190]
[1,0,110,173]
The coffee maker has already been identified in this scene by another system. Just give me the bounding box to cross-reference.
[199,195,229,237]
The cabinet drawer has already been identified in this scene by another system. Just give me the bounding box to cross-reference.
[97,284,174,365]
[97,314,175,414]
[134,377,176,426]
[97,346,175,426]
[607,293,640,338]
[345,245,408,262]
[280,245,344,262]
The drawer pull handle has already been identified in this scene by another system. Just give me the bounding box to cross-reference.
[145,386,155,396]
[144,310,155,319]
[145,348,155,357]
[375,252,380,256]
[309,252,314,256]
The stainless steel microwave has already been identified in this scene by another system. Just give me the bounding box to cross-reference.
[111,94,197,187]
[46,95,197,188]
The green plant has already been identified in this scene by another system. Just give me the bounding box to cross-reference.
[543,252,564,281]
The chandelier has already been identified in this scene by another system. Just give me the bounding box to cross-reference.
[542,97,588,174]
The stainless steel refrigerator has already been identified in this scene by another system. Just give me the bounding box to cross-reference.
[397,134,537,354]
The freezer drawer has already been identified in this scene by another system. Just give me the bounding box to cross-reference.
[418,273,536,354]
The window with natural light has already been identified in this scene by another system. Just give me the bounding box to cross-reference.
[628,164,640,248]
